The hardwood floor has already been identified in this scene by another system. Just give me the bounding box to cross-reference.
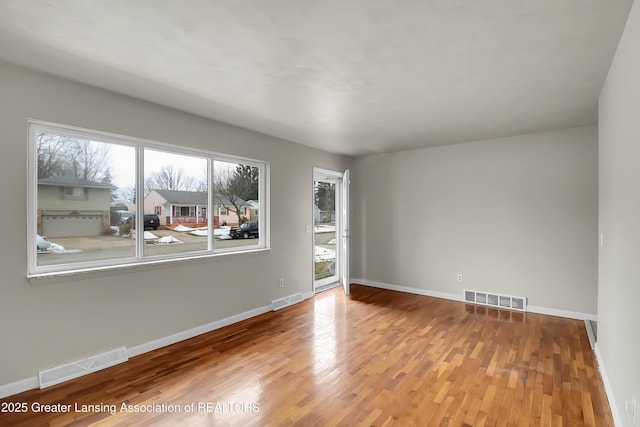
[1,285,612,426]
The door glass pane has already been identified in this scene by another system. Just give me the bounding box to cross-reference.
[143,149,208,256]
[314,180,337,281]
[36,132,136,267]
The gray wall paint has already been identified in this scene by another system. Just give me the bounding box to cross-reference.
[598,0,640,423]
[352,126,599,314]
[0,61,351,386]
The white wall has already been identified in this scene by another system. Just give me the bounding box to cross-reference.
[0,60,351,388]
[598,0,640,424]
[352,126,599,315]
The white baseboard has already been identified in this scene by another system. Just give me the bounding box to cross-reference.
[0,377,39,400]
[352,278,597,321]
[584,320,597,350]
[0,292,315,399]
[127,303,273,357]
[595,344,623,427]
[352,278,464,302]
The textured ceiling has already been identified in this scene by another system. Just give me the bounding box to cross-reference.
[0,0,634,156]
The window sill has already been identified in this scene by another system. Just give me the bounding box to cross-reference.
[28,247,271,283]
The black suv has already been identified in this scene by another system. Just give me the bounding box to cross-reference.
[144,215,160,230]
[127,214,160,230]
[230,221,259,239]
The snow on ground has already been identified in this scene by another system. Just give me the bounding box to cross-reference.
[144,231,159,240]
[173,224,195,232]
[48,242,82,254]
[188,226,232,239]
[315,225,336,233]
[315,246,336,261]
[153,236,183,245]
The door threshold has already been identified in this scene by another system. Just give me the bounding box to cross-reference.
[314,282,341,294]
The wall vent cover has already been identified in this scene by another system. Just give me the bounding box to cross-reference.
[464,289,527,312]
[272,293,304,311]
[39,347,128,388]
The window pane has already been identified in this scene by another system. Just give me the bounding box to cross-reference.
[143,149,209,257]
[30,122,268,277]
[36,132,136,267]
[314,180,337,281]
[213,160,260,250]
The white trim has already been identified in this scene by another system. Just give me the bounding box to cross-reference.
[353,278,463,302]
[313,166,343,182]
[527,305,597,321]
[128,303,274,357]
[312,166,344,294]
[28,247,272,281]
[315,281,342,294]
[352,278,597,320]
[28,119,270,277]
[0,377,39,400]
[0,291,315,398]
[584,320,597,350]
[595,343,623,427]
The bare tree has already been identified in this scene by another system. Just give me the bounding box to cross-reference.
[116,186,136,204]
[36,133,113,182]
[64,139,111,181]
[145,164,198,195]
[36,134,72,178]
[214,167,246,225]
[315,181,335,223]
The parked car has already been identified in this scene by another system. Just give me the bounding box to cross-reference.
[230,221,259,239]
[144,214,160,230]
[127,214,160,230]
[37,234,51,252]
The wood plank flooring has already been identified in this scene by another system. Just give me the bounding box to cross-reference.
[0,285,613,426]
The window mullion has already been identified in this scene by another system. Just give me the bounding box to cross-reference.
[136,145,145,260]
[208,157,214,251]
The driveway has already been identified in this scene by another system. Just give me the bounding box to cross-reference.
[37,228,259,266]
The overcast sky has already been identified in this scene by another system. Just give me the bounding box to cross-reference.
[108,145,206,188]
[108,144,233,189]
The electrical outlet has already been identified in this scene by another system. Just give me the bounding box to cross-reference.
[626,396,637,424]
[278,278,285,288]
[457,273,463,283]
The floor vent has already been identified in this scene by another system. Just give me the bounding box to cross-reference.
[39,347,128,389]
[464,289,527,312]
[272,293,304,311]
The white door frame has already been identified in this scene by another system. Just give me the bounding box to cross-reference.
[341,169,350,295]
[313,167,349,294]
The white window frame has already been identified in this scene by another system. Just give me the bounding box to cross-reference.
[28,120,269,278]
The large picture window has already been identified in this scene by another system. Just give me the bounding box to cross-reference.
[28,121,268,277]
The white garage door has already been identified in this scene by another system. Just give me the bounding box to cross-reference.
[42,214,103,237]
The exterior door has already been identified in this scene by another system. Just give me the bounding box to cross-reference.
[313,167,349,294]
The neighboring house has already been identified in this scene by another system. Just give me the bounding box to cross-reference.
[144,189,248,227]
[145,190,207,227]
[245,200,260,222]
[37,176,115,237]
[215,196,251,226]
